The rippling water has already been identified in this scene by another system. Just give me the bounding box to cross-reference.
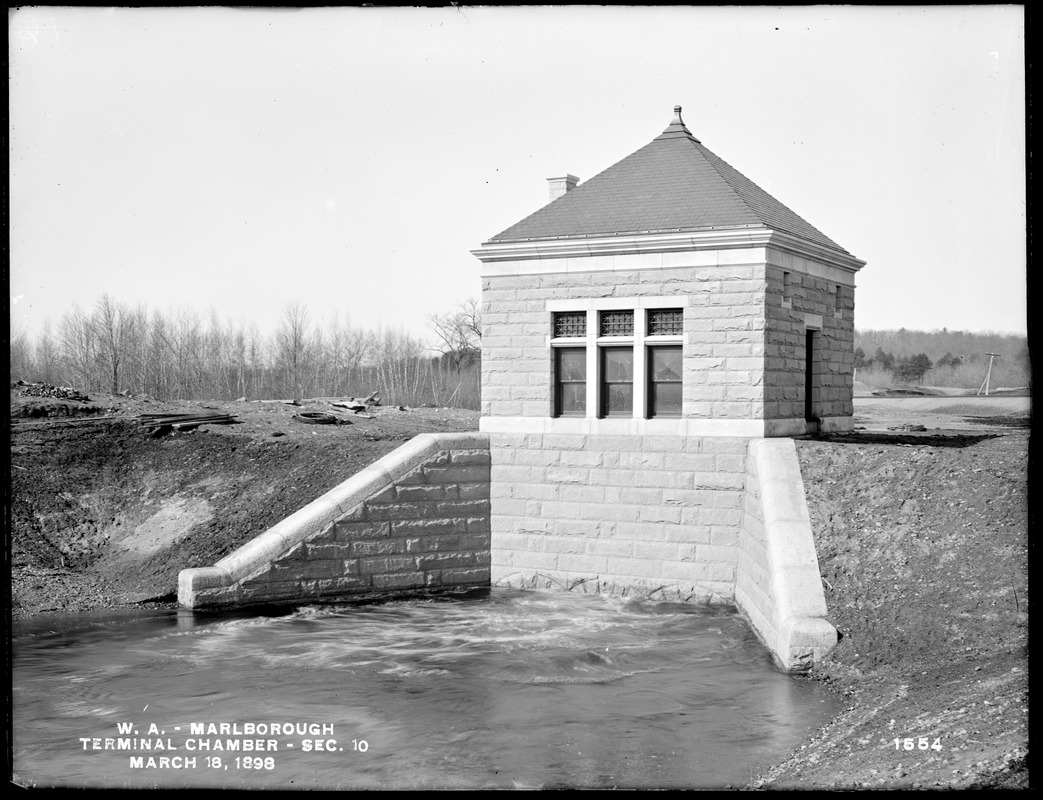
[12,589,839,789]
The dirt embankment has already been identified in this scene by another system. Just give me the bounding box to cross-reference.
[753,427,1029,790]
[8,389,479,616]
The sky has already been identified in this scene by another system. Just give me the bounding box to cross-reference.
[8,6,1026,345]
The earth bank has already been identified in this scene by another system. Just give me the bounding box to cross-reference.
[9,390,480,615]
[753,426,1029,789]
[7,387,1030,789]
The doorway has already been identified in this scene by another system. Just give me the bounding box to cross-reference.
[805,329,818,431]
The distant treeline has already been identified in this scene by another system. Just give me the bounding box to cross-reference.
[854,328,1029,389]
[9,300,1028,403]
[9,295,482,409]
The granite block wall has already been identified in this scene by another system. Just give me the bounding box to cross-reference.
[481,263,769,421]
[179,434,490,608]
[764,258,855,423]
[489,432,749,602]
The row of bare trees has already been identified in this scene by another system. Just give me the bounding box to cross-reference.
[10,295,482,409]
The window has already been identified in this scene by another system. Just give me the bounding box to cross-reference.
[648,308,683,336]
[599,310,634,337]
[548,301,684,421]
[648,346,682,417]
[554,311,586,338]
[554,347,586,417]
[600,347,633,417]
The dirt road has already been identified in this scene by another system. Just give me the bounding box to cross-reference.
[853,394,1029,432]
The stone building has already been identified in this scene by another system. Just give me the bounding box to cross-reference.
[472,106,865,606]
[180,105,861,669]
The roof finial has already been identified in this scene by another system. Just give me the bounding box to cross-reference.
[656,104,699,143]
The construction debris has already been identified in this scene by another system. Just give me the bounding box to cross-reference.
[330,391,381,413]
[11,414,123,429]
[292,412,352,425]
[13,382,90,402]
[138,413,239,435]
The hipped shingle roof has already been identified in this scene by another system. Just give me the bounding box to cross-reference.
[488,107,849,254]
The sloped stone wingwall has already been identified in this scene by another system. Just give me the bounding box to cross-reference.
[735,437,837,671]
[178,432,490,609]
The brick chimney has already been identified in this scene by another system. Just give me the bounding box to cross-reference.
[546,174,579,202]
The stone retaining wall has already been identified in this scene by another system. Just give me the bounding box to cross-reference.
[178,432,490,609]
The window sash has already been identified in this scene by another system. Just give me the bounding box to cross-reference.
[600,346,633,417]
[554,347,586,416]
[648,345,682,418]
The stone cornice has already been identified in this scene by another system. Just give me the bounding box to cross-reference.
[765,230,866,273]
[472,227,865,274]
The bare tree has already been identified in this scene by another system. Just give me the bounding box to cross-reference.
[428,297,482,370]
[92,294,128,394]
[34,319,59,385]
[276,300,310,398]
[426,297,482,408]
[146,311,171,398]
[246,322,269,398]
[58,304,96,390]
[343,322,371,394]
[230,325,248,398]
[158,307,203,400]
[325,316,347,397]
[125,304,152,395]
[10,327,33,382]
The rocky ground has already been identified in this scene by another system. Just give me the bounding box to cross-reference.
[6,385,1031,789]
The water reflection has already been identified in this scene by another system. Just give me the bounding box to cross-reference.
[12,589,838,789]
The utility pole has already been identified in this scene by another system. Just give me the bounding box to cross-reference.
[977,353,1002,396]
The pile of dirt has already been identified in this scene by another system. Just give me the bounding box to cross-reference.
[8,390,479,616]
[752,429,1029,789]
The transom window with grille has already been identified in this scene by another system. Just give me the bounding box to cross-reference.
[599,310,634,337]
[647,308,683,336]
[553,311,586,338]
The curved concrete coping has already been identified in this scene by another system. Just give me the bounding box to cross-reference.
[747,437,837,671]
[177,431,488,603]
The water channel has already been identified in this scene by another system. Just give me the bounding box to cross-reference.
[12,588,840,789]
